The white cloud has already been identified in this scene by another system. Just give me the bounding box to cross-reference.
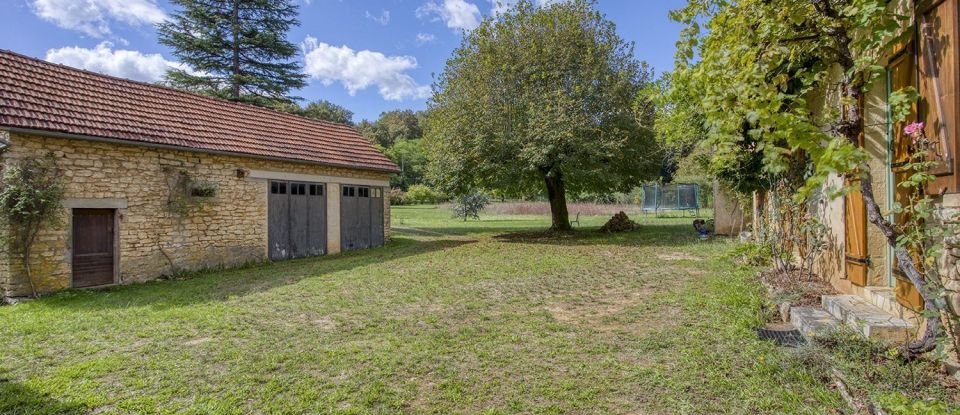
[301,37,430,101]
[416,0,481,31]
[29,0,166,38]
[416,33,437,44]
[45,42,183,83]
[489,0,565,15]
[365,9,391,25]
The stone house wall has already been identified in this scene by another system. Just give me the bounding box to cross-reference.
[0,132,391,298]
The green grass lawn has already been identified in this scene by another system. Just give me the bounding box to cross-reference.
[2,206,848,413]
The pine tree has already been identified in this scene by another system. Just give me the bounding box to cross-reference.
[157,0,307,107]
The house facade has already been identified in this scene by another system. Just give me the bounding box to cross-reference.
[787,0,959,335]
[0,51,399,298]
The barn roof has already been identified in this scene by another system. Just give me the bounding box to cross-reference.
[0,50,399,173]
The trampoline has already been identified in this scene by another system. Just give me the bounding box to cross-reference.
[641,183,701,217]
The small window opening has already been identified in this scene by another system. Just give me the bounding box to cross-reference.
[271,181,287,194]
[291,183,306,195]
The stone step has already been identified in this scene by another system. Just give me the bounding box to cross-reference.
[790,306,842,340]
[862,286,916,321]
[822,295,915,343]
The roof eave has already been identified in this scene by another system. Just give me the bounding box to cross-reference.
[0,126,402,174]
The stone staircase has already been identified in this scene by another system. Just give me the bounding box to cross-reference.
[791,289,916,343]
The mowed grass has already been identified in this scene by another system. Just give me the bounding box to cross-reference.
[0,206,843,414]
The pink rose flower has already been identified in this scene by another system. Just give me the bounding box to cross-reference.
[903,122,925,138]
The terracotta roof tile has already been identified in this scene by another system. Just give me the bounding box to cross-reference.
[0,50,399,173]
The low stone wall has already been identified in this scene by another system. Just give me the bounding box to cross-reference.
[938,194,960,318]
[0,133,391,298]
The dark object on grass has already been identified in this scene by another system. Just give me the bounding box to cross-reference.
[693,219,715,239]
[757,327,806,347]
[599,212,640,233]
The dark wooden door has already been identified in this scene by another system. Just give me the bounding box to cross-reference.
[340,186,360,251]
[307,184,327,255]
[268,181,290,260]
[289,182,309,258]
[72,209,115,288]
[357,187,372,249]
[269,181,327,260]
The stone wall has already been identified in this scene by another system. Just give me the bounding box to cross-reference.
[938,194,960,320]
[0,133,391,298]
[713,183,746,236]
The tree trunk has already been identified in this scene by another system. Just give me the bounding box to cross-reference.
[20,226,39,298]
[543,170,571,231]
[230,0,241,101]
[860,173,940,357]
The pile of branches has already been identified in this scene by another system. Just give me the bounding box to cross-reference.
[599,211,640,233]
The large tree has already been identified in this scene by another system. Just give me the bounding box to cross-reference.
[157,0,307,107]
[358,110,424,148]
[384,138,427,189]
[671,0,942,357]
[424,0,659,230]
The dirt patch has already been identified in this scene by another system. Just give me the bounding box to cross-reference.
[546,286,681,333]
[759,269,837,307]
[313,316,338,331]
[184,337,213,346]
[656,252,701,261]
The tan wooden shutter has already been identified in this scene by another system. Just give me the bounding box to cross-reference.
[844,182,869,286]
[889,49,926,309]
[918,0,959,193]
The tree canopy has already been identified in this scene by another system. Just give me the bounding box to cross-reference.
[358,110,424,149]
[158,0,307,107]
[424,0,659,230]
[299,100,355,125]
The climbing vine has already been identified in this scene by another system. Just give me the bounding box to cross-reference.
[669,0,949,359]
[0,153,65,298]
[163,167,218,216]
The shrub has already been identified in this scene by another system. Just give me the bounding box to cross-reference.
[406,184,447,204]
[724,242,772,267]
[389,188,407,205]
[452,192,490,221]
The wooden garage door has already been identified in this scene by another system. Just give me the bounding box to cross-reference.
[268,181,326,260]
[72,209,115,288]
[340,186,384,251]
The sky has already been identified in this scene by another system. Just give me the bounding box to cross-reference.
[0,0,686,122]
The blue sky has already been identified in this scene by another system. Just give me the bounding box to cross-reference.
[0,0,686,121]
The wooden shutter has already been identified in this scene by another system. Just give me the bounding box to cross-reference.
[889,50,926,309]
[918,0,959,193]
[844,182,869,286]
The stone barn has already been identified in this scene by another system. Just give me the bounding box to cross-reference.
[0,50,399,298]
